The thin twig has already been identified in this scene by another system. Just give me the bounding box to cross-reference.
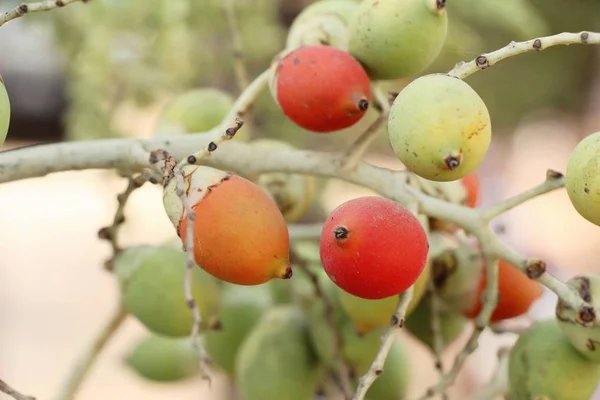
[290,248,353,400]
[419,247,500,399]
[0,379,35,400]
[471,347,511,400]
[0,0,88,27]
[449,31,600,80]
[340,85,391,172]
[97,170,160,271]
[480,169,565,221]
[352,286,415,400]
[222,0,250,92]
[56,304,127,400]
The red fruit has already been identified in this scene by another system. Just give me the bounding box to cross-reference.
[319,196,429,299]
[461,173,480,208]
[465,259,544,322]
[163,165,293,286]
[271,45,372,133]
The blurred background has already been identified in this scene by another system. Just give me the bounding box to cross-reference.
[1,0,600,399]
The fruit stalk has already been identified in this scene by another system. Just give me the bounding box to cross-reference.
[0,0,88,27]
[0,379,35,400]
[351,285,415,400]
[449,31,600,80]
[56,305,128,400]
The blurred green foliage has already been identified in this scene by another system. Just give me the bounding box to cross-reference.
[17,0,600,144]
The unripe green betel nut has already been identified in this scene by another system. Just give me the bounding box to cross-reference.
[0,74,11,147]
[348,0,448,80]
[388,74,492,182]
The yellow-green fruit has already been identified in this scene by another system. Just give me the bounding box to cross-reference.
[404,298,468,352]
[507,319,600,400]
[114,245,222,337]
[348,0,448,80]
[235,305,320,400]
[556,274,600,363]
[0,75,10,146]
[431,237,484,314]
[360,339,411,400]
[251,139,316,223]
[286,0,359,51]
[388,74,492,182]
[125,334,199,382]
[204,284,273,376]
[338,259,431,334]
[154,88,234,136]
[565,132,600,226]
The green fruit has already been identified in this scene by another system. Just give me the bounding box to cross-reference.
[154,88,234,136]
[565,131,600,226]
[0,75,10,147]
[362,339,411,400]
[286,0,359,51]
[204,284,273,376]
[507,319,600,400]
[388,74,492,182]
[114,245,222,337]
[431,237,483,314]
[235,305,320,400]
[338,260,431,334]
[251,139,316,223]
[348,0,448,80]
[405,298,467,352]
[125,333,199,382]
[556,274,600,362]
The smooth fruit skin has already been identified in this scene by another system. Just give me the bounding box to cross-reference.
[286,0,359,51]
[405,298,468,353]
[155,88,234,135]
[204,284,273,376]
[565,131,600,226]
[465,259,544,322]
[556,274,600,362]
[388,74,492,182]
[320,196,429,299]
[507,319,600,400]
[461,173,480,208]
[235,305,320,400]
[272,45,372,133]
[114,245,222,337]
[125,334,199,382]
[338,259,431,334]
[0,75,10,146]
[348,0,448,80]
[170,166,292,286]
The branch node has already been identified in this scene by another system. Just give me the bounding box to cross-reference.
[525,259,547,279]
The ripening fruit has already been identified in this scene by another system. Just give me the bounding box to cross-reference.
[125,334,199,382]
[270,45,372,133]
[465,259,544,322]
[348,0,448,80]
[0,74,10,146]
[320,196,429,300]
[204,284,273,376]
[235,306,320,400]
[556,274,600,363]
[461,173,481,208]
[565,131,600,226]
[507,319,600,400]
[405,298,468,353]
[388,74,492,182]
[338,259,431,334]
[155,88,234,136]
[250,139,316,223]
[286,0,359,50]
[163,165,293,286]
[114,245,221,337]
